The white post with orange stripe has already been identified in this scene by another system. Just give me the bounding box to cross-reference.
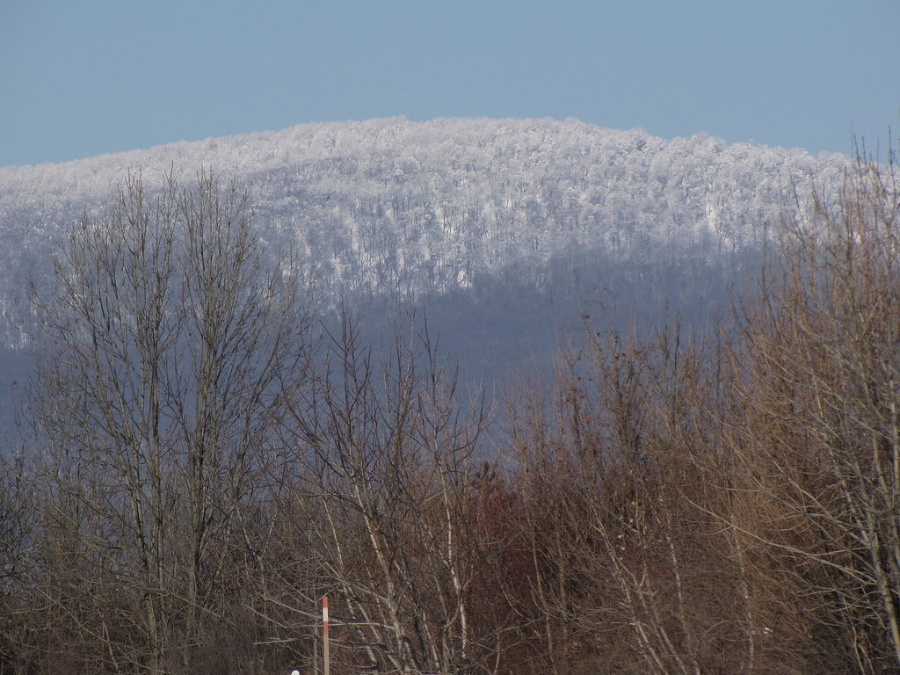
[322,595,330,675]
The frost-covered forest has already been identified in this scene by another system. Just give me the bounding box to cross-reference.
[0,118,848,413]
[6,119,899,674]
[0,117,847,342]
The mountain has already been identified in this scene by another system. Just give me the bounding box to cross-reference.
[0,117,850,408]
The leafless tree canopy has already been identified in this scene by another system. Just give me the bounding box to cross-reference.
[2,150,900,673]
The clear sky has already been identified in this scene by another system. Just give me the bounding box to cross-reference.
[2,1,898,167]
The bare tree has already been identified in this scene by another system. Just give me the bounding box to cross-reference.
[0,446,33,673]
[725,148,900,672]
[506,319,746,674]
[25,170,314,673]
[277,312,495,675]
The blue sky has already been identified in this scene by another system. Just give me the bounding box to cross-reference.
[2,1,898,167]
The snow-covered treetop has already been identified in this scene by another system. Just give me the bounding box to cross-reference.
[0,117,850,346]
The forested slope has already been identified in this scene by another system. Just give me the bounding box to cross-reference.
[0,117,847,344]
[5,120,900,674]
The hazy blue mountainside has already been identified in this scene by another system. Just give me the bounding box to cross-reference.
[0,117,849,401]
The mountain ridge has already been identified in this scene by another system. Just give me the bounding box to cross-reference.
[0,117,850,351]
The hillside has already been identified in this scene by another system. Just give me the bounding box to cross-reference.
[9,119,900,674]
[0,118,850,407]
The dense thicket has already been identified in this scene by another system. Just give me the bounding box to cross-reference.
[1,151,898,674]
